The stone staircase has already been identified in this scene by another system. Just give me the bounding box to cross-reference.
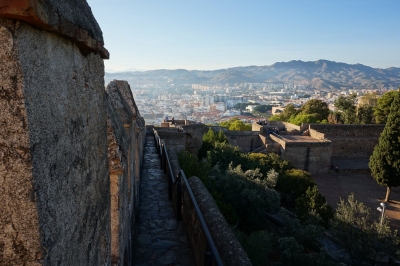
[132,134,194,265]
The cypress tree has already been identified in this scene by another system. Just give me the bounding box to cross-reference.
[369,88,400,201]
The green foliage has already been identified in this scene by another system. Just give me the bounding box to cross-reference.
[299,99,330,122]
[356,105,374,124]
[334,93,357,124]
[276,169,316,199]
[253,104,272,114]
[217,129,227,143]
[369,89,400,200]
[276,210,336,266]
[197,128,216,159]
[220,117,252,131]
[198,128,228,160]
[177,151,210,181]
[245,152,292,176]
[332,194,399,265]
[281,104,299,121]
[374,90,400,124]
[234,102,252,110]
[214,165,280,233]
[295,185,334,228]
[288,113,318,125]
[360,92,378,107]
[268,114,284,121]
[235,230,272,266]
[207,141,243,170]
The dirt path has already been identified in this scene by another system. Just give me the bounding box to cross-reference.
[312,171,400,231]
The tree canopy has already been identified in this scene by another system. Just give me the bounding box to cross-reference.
[369,89,400,201]
[220,117,252,131]
[374,90,400,124]
[299,99,330,122]
[334,93,357,124]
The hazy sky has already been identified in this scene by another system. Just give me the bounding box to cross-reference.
[87,0,400,71]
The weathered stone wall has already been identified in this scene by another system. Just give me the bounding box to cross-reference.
[155,129,187,154]
[282,122,301,132]
[182,124,206,156]
[184,177,252,266]
[225,131,263,152]
[106,80,146,266]
[0,16,110,265]
[282,143,332,174]
[106,92,130,266]
[270,134,332,173]
[309,124,384,158]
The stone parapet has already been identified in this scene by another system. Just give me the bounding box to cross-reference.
[186,177,252,266]
[0,16,110,264]
[0,0,109,58]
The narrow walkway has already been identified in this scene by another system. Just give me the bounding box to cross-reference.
[133,134,194,266]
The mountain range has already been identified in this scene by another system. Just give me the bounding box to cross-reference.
[105,60,400,90]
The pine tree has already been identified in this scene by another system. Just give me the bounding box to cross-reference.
[217,129,227,143]
[369,88,400,202]
[197,128,216,160]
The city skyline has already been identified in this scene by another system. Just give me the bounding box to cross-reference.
[87,0,400,72]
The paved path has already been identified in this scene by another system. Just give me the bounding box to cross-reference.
[133,134,194,266]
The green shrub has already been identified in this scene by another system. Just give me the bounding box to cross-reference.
[332,194,399,265]
[295,185,334,228]
[215,165,280,233]
[276,169,315,200]
[235,230,272,266]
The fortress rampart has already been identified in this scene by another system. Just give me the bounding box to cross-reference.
[309,124,384,158]
[0,2,145,265]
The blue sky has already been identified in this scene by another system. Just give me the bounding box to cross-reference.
[87,0,400,71]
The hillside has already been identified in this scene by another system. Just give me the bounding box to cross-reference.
[105,60,400,90]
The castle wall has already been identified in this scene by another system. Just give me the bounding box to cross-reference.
[225,131,263,152]
[0,17,110,265]
[106,80,146,266]
[182,124,206,156]
[282,143,332,174]
[155,130,187,153]
[309,124,384,158]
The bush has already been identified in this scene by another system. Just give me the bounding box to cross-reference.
[244,152,292,176]
[235,230,272,266]
[332,194,399,265]
[214,165,280,233]
[276,169,315,200]
[295,185,334,228]
[177,151,210,180]
[207,141,243,170]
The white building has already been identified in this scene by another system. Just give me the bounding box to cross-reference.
[202,95,214,106]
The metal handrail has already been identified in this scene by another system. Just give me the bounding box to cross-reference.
[180,170,224,266]
[152,129,223,266]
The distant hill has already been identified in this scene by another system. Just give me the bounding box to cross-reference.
[105,60,400,90]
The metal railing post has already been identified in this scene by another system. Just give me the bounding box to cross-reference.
[176,174,182,221]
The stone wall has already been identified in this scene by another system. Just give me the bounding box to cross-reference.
[225,131,263,152]
[309,124,384,158]
[106,80,147,266]
[0,2,145,265]
[182,124,206,156]
[269,134,332,174]
[154,129,187,154]
[184,177,252,266]
[282,142,332,174]
[0,13,110,265]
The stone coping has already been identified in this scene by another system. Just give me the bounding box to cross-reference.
[0,0,109,58]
